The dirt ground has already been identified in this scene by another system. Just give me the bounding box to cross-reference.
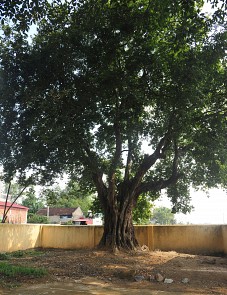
[1,248,227,294]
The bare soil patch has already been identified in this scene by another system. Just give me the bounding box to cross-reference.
[1,248,227,294]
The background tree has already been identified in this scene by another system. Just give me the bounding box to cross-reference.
[40,180,94,215]
[22,188,48,224]
[151,207,176,225]
[21,187,44,215]
[0,0,226,250]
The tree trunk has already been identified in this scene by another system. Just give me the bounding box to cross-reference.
[98,196,139,251]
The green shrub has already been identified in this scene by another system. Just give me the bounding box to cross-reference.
[27,214,49,224]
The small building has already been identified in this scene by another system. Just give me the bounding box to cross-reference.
[0,201,29,224]
[37,207,83,224]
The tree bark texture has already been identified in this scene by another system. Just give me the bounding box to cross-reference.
[98,197,139,250]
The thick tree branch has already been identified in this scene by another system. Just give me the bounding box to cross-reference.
[107,95,122,205]
[109,120,122,176]
[124,132,133,183]
[130,132,171,194]
[83,143,101,172]
[92,172,108,209]
[135,140,181,197]
[83,143,107,201]
[110,91,123,174]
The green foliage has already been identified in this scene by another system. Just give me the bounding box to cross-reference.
[133,195,153,224]
[10,250,24,258]
[64,220,73,225]
[10,249,44,257]
[0,262,47,277]
[0,249,44,260]
[151,207,176,225]
[27,213,49,224]
[0,249,45,288]
[0,253,10,260]
[89,197,103,215]
[0,0,56,32]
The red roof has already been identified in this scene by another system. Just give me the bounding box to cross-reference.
[0,201,29,211]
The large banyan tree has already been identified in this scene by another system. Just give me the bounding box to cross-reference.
[0,0,226,250]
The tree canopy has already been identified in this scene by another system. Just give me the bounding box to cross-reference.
[0,0,226,249]
[0,0,57,31]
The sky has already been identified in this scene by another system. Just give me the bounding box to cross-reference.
[155,188,227,224]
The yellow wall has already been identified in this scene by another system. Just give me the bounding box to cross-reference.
[41,225,95,249]
[221,225,227,254]
[0,223,227,255]
[0,224,41,252]
[94,226,104,246]
[150,225,224,254]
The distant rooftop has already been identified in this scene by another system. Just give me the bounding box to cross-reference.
[37,207,80,216]
[0,201,28,211]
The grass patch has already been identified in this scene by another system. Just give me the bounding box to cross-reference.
[0,262,47,278]
[0,249,45,261]
[9,249,45,258]
[0,253,10,260]
[11,250,24,258]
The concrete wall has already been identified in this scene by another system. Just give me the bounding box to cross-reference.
[41,225,96,249]
[0,224,41,252]
[150,225,224,255]
[0,223,227,255]
[222,225,227,254]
